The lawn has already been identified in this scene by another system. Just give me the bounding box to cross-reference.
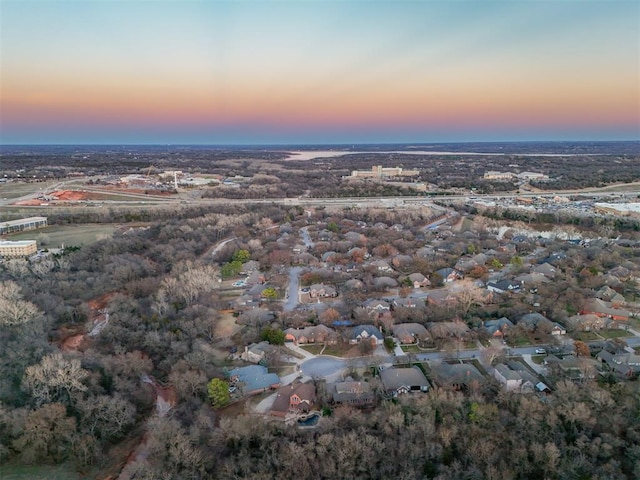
[6,223,119,247]
[300,344,324,355]
[511,337,532,347]
[531,355,546,364]
[401,344,423,354]
[599,329,632,339]
[572,331,600,342]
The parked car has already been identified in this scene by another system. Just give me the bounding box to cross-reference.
[535,348,547,355]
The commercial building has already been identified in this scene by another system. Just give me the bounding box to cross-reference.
[0,240,37,258]
[0,217,48,235]
[350,166,419,178]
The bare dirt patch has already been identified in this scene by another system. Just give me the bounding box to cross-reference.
[215,310,241,339]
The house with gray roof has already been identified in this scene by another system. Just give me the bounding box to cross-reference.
[493,364,535,392]
[349,325,384,345]
[484,317,514,339]
[327,379,375,407]
[431,362,485,390]
[379,366,429,396]
[228,365,281,395]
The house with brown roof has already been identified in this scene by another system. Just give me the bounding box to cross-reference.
[580,298,630,322]
[393,323,430,345]
[309,283,337,298]
[271,382,316,417]
[284,325,337,344]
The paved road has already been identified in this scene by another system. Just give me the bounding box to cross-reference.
[283,267,302,311]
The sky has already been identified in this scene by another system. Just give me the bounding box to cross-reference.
[1,0,638,145]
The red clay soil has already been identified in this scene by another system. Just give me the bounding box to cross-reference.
[88,292,116,312]
[50,190,92,200]
[12,199,43,206]
[61,334,86,352]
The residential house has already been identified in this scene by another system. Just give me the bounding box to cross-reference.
[416,246,436,258]
[435,268,463,283]
[372,276,398,289]
[596,350,640,379]
[493,364,534,392]
[284,325,337,344]
[551,323,567,336]
[379,366,429,396]
[240,341,275,364]
[431,362,485,390]
[240,260,260,274]
[519,312,554,331]
[407,272,431,288]
[425,288,457,306]
[292,244,308,254]
[428,321,470,341]
[484,317,515,339]
[309,283,338,298]
[580,298,630,322]
[532,263,558,278]
[392,255,413,270]
[271,382,316,417]
[544,355,599,383]
[364,299,391,313]
[565,313,607,332]
[595,286,626,305]
[344,279,365,290]
[514,272,550,287]
[608,265,631,280]
[393,297,426,310]
[372,260,393,272]
[327,379,375,407]
[393,323,430,345]
[227,365,281,395]
[245,270,266,286]
[487,279,521,294]
[348,325,384,346]
[321,251,338,263]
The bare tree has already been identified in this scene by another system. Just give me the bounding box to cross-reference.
[23,353,88,406]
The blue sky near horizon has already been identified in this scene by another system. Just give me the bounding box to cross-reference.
[1,0,638,145]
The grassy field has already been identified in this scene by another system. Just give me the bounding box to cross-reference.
[0,181,60,199]
[6,224,118,247]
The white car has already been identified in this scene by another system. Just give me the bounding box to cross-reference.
[535,348,547,355]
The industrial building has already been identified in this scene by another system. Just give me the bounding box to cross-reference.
[0,217,48,235]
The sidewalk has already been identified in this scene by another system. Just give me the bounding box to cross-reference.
[284,342,316,361]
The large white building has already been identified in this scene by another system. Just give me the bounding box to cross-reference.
[0,217,48,235]
[350,166,419,178]
[0,240,37,258]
